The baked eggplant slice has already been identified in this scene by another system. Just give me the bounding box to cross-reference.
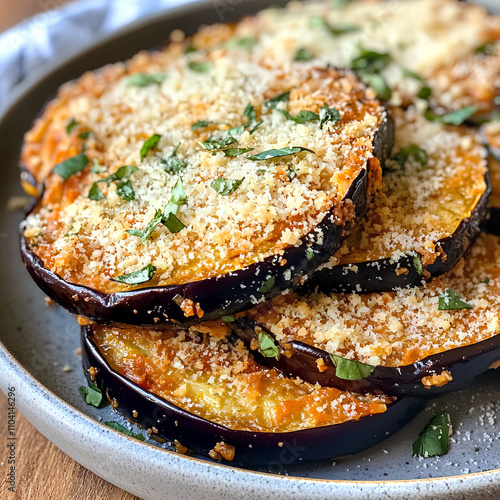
[306,107,490,293]
[481,120,500,234]
[20,52,391,328]
[236,230,500,397]
[188,0,500,114]
[81,323,425,466]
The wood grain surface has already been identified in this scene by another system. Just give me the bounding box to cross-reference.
[0,2,140,499]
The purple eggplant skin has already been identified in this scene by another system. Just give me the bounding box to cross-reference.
[19,116,394,329]
[485,208,500,235]
[80,325,425,467]
[305,169,492,294]
[232,318,500,398]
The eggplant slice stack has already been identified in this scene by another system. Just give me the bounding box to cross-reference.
[18,0,500,467]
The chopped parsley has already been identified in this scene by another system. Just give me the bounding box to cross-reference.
[223,148,254,157]
[112,264,157,285]
[258,276,275,293]
[417,86,432,100]
[105,422,145,441]
[226,36,255,51]
[360,73,392,100]
[351,49,391,74]
[79,381,103,408]
[402,68,423,81]
[161,143,187,174]
[424,106,478,126]
[211,177,245,195]
[294,47,313,61]
[199,136,237,151]
[88,165,139,202]
[310,16,358,36]
[127,178,187,240]
[392,145,429,169]
[413,412,451,458]
[192,120,219,131]
[140,134,161,162]
[125,73,165,87]
[66,118,79,134]
[331,354,376,380]
[319,104,340,129]
[53,153,89,181]
[247,147,315,161]
[78,131,92,140]
[306,248,314,260]
[162,212,186,234]
[438,289,473,311]
[264,92,290,109]
[257,331,280,360]
[188,61,211,73]
[412,253,424,275]
[475,42,496,56]
[278,109,320,124]
[221,315,236,323]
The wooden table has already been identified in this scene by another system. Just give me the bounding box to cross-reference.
[1,2,139,498]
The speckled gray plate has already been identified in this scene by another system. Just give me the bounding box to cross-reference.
[1,1,500,499]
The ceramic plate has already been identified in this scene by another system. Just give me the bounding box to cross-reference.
[1,1,500,498]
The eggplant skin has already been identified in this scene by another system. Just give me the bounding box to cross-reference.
[306,169,492,294]
[485,208,500,235]
[80,326,424,467]
[233,319,500,398]
[19,115,393,329]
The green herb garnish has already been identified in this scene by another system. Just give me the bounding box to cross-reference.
[128,179,187,240]
[310,16,358,36]
[192,120,219,131]
[258,276,276,293]
[412,253,423,275]
[188,61,211,73]
[306,248,314,260]
[393,144,429,169]
[66,118,79,134]
[331,354,376,380]
[140,134,161,162]
[161,143,187,174]
[221,315,236,322]
[226,36,255,51]
[413,412,452,458]
[223,148,255,157]
[112,264,157,285]
[402,68,423,81]
[278,109,320,124]
[247,147,315,161]
[53,153,89,181]
[88,165,139,201]
[78,131,92,140]
[438,289,473,311]
[264,92,290,109]
[294,47,313,61]
[162,212,186,233]
[424,106,478,126]
[319,104,340,129]
[257,331,280,360]
[79,381,103,408]
[248,120,263,134]
[91,159,105,173]
[199,136,238,151]
[211,177,245,196]
[417,86,432,100]
[351,49,391,74]
[360,73,392,100]
[105,422,145,441]
[475,42,496,56]
[125,73,165,87]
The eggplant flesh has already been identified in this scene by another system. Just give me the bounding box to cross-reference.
[308,108,491,294]
[80,325,425,467]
